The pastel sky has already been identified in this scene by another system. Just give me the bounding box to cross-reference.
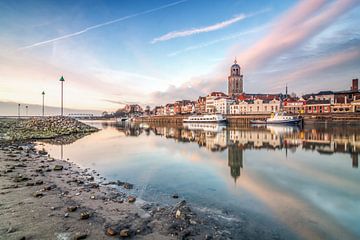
[1,0,360,114]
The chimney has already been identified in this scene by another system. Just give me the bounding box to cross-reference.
[352,78,358,91]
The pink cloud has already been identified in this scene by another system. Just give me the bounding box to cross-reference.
[151,0,359,104]
[235,0,358,71]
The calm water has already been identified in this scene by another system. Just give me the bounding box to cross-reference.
[39,121,360,240]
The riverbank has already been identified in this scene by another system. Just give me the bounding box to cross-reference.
[135,113,360,125]
[0,118,223,240]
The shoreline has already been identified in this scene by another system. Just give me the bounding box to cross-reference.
[0,141,222,240]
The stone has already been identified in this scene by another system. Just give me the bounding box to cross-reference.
[6,226,15,233]
[128,196,136,203]
[106,227,117,236]
[80,211,90,220]
[123,183,133,189]
[35,180,43,185]
[86,176,94,181]
[25,182,35,186]
[172,194,179,199]
[73,232,88,240]
[14,175,30,182]
[53,165,63,171]
[175,210,181,219]
[67,206,78,212]
[189,219,197,225]
[119,229,130,237]
[38,149,48,155]
[90,195,95,200]
[64,213,69,218]
[33,191,44,198]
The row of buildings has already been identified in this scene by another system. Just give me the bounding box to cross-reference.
[150,60,360,115]
[122,61,359,116]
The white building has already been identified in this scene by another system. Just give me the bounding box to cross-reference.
[214,97,235,114]
[230,99,280,114]
[206,92,228,113]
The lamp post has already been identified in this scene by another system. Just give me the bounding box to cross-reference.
[42,91,45,117]
[59,76,65,116]
[25,105,28,116]
[17,104,20,119]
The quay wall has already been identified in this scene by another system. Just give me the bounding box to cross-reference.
[135,113,360,125]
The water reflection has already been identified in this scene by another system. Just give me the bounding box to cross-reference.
[113,122,359,182]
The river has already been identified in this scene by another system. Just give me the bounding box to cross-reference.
[38,121,360,240]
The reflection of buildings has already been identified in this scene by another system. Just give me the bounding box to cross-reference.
[116,123,360,181]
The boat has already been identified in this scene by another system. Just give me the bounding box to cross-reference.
[250,112,302,125]
[116,117,129,123]
[183,114,227,123]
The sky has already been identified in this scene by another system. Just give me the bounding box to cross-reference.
[0,0,360,115]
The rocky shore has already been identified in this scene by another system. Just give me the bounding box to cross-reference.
[0,118,224,240]
[0,117,98,142]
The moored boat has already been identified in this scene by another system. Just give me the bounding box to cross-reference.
[116,117,129,123]
[250,112,302,125]
[183,114,227,123]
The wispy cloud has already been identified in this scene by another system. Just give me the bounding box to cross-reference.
[18,0,188,51]
[168,24,268,56]
[149,0,360,105]
[151,8,270,44]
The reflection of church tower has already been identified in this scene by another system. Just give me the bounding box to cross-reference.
[351,153,358,168]
[228,59,244,96]
[228,144,243,183]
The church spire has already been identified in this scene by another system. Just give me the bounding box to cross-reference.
[234,57,237,64]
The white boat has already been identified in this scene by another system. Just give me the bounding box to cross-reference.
[116,117,129,123]
[250,112,302,125]
[183,114,227,123]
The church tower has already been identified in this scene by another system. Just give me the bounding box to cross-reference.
[228,59,243,96]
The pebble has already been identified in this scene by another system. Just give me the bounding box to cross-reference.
[128,196,136,203]
[64,213,69,218]
[35,180,43,185]
[53,165,63,171]
[80,211,90,220]
[106,227,117,236]
[175,210,181,219]
[32,191,44,198]
[67,206,78,212]
[74,232,88,239]
[119,229,130,237]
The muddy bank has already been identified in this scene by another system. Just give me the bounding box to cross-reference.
[0,142,224,240]
[0,117,98,142]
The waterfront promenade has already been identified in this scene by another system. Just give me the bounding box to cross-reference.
[135,113,360,125]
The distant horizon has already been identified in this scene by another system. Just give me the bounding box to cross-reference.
[1,0,360,114]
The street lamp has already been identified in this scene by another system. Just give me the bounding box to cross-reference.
[25,105,28,116]
[42,91,45,117]
[17,104,20,119]
[59,76,65,116]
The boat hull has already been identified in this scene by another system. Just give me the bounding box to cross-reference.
[250,119,302,125]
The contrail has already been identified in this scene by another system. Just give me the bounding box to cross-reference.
[18,0,188,50]
[151,8,271,44]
